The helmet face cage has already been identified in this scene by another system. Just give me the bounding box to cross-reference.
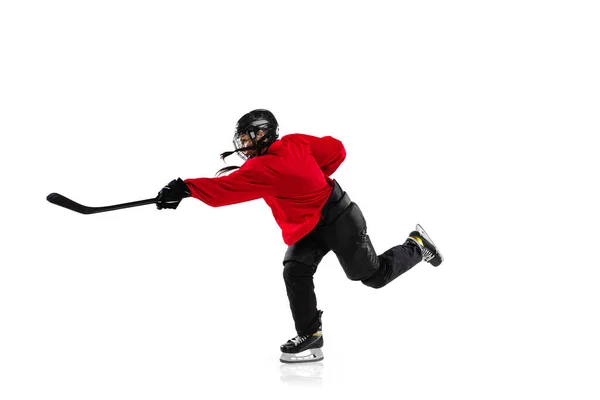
[233,110,279,160]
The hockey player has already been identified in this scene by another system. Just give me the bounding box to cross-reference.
[156,109,443,363]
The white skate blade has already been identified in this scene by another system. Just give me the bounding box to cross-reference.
[280,348,324,363]
[416,224,435,245]
[416,224,444,264]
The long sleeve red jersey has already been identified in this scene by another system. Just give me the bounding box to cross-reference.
[184,133,346,245]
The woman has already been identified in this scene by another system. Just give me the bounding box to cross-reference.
[156,109,443,363]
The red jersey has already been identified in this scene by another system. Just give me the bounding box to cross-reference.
[184,133,346,245]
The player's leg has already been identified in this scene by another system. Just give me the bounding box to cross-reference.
[280,232,329,362]
[321,199,425,289]
[282,233,329,335]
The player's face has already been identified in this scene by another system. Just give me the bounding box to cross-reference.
[238,133,255,157]
[239,131,266,157]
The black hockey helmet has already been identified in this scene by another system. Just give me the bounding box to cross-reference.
[232,109,279,160]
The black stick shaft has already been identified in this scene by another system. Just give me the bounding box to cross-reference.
[47,193,157,214]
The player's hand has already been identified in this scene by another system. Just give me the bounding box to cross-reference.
[156,178,191,210]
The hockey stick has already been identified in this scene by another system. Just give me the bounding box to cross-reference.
[46,193,158,214]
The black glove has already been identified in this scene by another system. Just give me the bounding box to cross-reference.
[156,178,191,210]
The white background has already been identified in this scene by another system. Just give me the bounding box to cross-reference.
[1,1,599,399]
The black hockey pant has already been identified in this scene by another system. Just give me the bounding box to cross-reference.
[282,180,423,336]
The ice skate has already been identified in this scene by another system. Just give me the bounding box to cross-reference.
[280,311,324,363]
[407,224,444,266]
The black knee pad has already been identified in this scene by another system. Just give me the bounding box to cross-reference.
[283,261,317,280]
[361,272,386,289]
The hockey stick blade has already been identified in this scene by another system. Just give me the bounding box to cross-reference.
[46,193,157,214]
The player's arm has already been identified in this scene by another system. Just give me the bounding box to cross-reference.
[183,158,278,207]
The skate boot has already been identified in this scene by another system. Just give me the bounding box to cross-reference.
[280,310,324,363]
[407,224,444,267]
